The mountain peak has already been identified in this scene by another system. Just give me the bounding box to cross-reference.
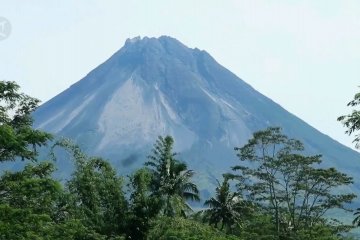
[125,36,142,44]
[121,36,197,59]
[124,35,186,47]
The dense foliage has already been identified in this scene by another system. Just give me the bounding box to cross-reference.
[0,81,359,239]
[147,217,238,240]
[0,81,52,162]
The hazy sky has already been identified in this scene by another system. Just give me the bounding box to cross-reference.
[1,1,360,149]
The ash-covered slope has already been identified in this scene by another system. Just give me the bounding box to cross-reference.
[34,36,360,194]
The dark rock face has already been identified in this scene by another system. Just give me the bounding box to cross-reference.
[33,36,360,193]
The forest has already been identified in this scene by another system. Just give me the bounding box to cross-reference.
[1,80,360,240]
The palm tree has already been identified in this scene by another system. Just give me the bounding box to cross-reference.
[160,160,200,216]
[353,208,360,226]
[145,136,200,217]
[204,178,248,233]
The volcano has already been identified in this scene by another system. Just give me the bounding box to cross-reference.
[33,36,360,195]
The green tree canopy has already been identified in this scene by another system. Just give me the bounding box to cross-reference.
[0,80,52,162]
[0,161,106,240]
[126,168,161,240]
[51,138,128,239]
[148,216,239,240]
[232,127,355,237]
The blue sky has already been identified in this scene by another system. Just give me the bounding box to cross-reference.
[1,0,360,149]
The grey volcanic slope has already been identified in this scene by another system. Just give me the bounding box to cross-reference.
[34,36,360,195]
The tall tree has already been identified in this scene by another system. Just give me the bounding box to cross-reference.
[51,139,127,239]
[337,90,360,230]
[145,136,200,217]
[126,168,161,240]
[0,80,52,162]
[232,127,355,237]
